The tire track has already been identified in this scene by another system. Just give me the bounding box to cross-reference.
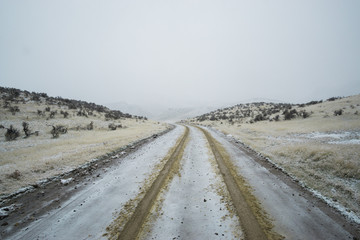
[114,126,189,240]
[197,126,283,240]
[137,125,243,239]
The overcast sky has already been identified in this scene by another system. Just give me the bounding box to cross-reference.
[1,0,360,108]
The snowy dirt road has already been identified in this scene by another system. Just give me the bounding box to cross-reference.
[2,125,360,239]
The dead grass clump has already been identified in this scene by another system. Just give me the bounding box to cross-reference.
[8,170,21,180]
[273,144,360,179]
[321,158,360,179]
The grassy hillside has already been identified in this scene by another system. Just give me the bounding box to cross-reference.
[189,94,360,218]
[0,87,168,197]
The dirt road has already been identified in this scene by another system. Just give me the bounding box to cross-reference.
[1,125,359,239]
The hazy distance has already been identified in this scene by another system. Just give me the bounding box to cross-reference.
[1,0,360,112]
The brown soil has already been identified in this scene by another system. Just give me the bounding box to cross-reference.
[107,126,189,240]
[198,126,284,240]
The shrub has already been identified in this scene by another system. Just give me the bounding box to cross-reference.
[306,100,323,106]
[22,121,31,137]
[327,97,342,102]
[68,103,77,110]
[3,101,10,108]
[105,110,125,120]
[5,125,20,141]
[31,95,40,101]
[50,111,57,118]
[9,88,21,99]
[51,125,67,138]
[283,109,297,120]
[197,115,207,122]
[334,109,343,116]
[108,123,117,130]
[60,110,69,118]
[87,121,94,130]
[301,110,310,119]
[9,106,20,115]
[77,110,88,117]
[37,110,44,116]
[254,114,264,122]
[209,115,216,121]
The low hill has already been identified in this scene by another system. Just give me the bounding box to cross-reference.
[188,94,360,219]
[0,87,168,197]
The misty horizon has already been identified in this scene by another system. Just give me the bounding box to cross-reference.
[1,1,360,109]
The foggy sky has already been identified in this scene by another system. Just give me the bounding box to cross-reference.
[1,0,360,108]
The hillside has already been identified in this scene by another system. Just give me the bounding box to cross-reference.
[0,87,169,197]
[189,94,360,217]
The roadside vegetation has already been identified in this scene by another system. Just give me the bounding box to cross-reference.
[0,87,167,197]
[189,94,360,218]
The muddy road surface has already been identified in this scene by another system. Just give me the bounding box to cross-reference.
[1,125,359,239]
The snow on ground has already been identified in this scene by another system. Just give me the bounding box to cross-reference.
[267,130,360,145]
[0,119,167,196]
[140,126,243,240]
[303,131,360,144]
[205,127,353,240]
[207,120,360,217]
[10,126,185,240]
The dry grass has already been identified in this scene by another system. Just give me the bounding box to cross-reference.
[192,94,360,216]
[0,98,168,196]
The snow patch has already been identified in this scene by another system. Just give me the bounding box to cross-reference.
[60,178,73,185]
[205,125,360,225]
[303,131,360,144]
[0,204,19,219]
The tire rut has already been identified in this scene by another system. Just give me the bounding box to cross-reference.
[113,126,189,240]
[197,126,283,240]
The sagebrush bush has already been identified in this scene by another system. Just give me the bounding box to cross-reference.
[283,109,297,120]
[60,110,69,118]
[9,106,20,115]
[301,110,310,119]
[50,111,57,118]
[254,114,264,122]
[87,121,94,130]
[37,110,44,116]
[334,109,343,116]
[108,123,117,130]
[5,125,20,141]
[22,121,31,137]
[51,125,68,138]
